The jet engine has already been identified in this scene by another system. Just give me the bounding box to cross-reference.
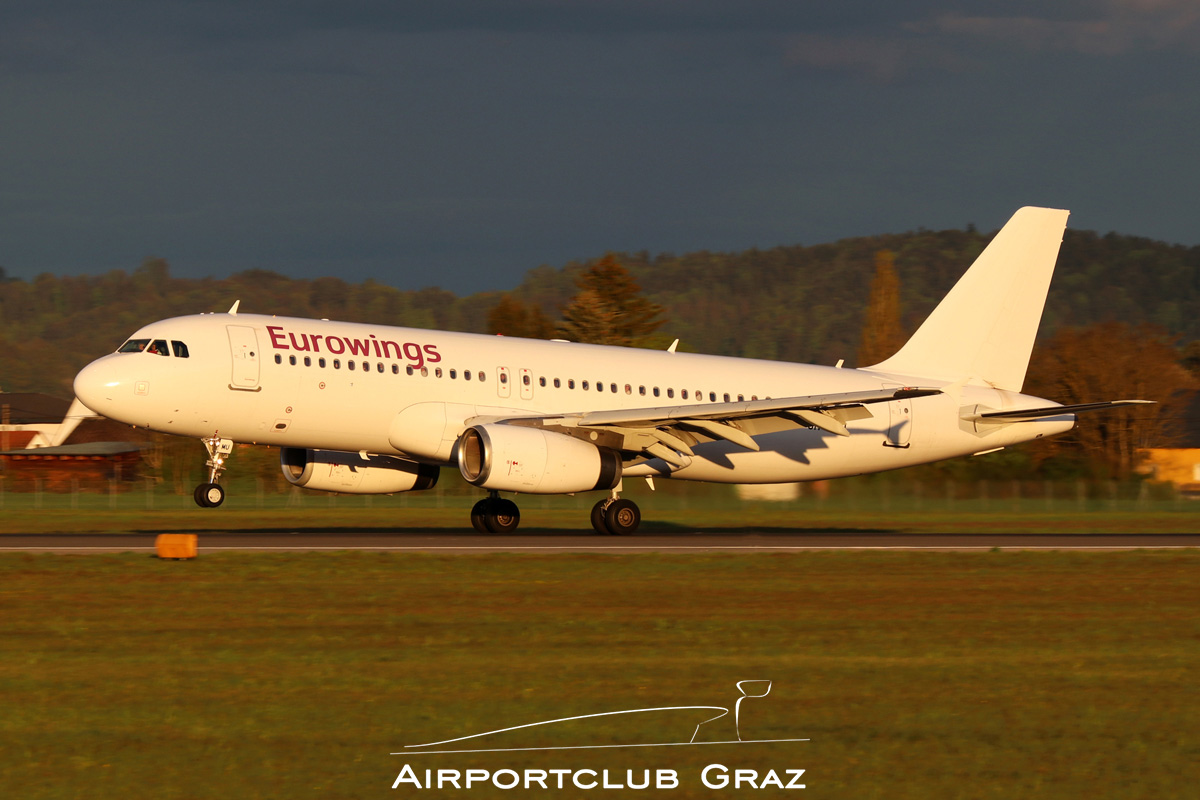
[280,448,439,494]
[457,424,621,494]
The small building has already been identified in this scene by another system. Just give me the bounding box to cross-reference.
[0,392,148,491]
[1138,391,1200,497]
[0,442,145,491]
[0,393,72,450]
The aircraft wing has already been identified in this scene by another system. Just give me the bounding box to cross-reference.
[471,386,941,467]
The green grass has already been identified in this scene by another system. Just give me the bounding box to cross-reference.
[2,505,1198,535]
[3,480,1200,534]
[1,551,1196,798]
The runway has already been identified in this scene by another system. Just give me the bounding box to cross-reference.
[2,531,1198,553]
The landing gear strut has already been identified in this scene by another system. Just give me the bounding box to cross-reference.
[470,492,521,533]
[590,494,641,535]
[194,435,233,508]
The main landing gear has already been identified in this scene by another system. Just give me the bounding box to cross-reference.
[193,435,233,508]
[471,492,521,533]
[468,491,642,535]
[591,494,641,536]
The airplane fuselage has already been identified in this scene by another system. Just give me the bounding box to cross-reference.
[74,312,1072,486]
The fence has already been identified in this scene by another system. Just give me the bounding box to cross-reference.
[1,474,1196,515]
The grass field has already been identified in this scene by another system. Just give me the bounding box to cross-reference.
[3,481,1199,534]
[1,551,1196,799]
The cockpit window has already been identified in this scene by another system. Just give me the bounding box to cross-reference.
[117,338,174,355]
[171,341,189,358]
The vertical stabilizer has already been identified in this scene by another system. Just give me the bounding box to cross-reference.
[866,206,1069,391]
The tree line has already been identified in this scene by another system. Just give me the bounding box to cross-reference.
[3,222,1198,481]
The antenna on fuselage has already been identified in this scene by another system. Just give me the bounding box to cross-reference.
[227,300,240,316]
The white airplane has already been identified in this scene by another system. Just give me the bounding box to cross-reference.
[73,207,1148,534]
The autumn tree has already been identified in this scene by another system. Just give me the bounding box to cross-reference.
[557,254,665,346]
[486,294,556,338]
[857,249,905,366]
[1024,322,1195,478]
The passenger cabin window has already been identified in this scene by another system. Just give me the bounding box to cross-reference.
[171,341,189,358]
[274,354,282,364]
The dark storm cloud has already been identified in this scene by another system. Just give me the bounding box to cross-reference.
[2,2,1198,291]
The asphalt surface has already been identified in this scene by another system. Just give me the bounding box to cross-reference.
[2,531,1198,552]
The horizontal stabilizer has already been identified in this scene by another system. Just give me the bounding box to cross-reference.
[965,399,1155,423]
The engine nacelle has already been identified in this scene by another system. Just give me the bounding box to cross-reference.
[280,448,439,494]
[457,424,621,494]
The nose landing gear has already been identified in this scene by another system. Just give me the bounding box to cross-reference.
[193,435,233,508]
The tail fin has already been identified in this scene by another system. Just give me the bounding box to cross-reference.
[866,206,1069,392]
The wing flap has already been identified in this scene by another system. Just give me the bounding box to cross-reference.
[567,386,939,428]
[470,386,941,467]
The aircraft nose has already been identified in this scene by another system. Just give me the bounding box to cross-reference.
[73,356,124,418]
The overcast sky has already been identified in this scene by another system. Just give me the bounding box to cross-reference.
[2,1,1198,292]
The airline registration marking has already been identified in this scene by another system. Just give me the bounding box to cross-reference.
[266,325,441,369]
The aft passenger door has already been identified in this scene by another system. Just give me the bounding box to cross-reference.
[227,325,261,390]
[882,383,912,448]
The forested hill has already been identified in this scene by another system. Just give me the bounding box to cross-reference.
[516,228,1200,368]
[3,225,1199,396]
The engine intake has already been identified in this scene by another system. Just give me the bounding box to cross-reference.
[280,448,439,494]
[457,424,621,494]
